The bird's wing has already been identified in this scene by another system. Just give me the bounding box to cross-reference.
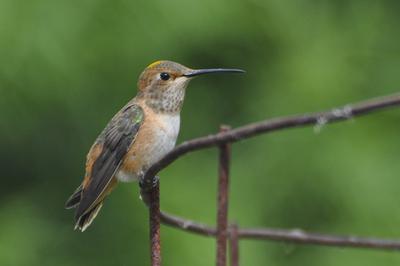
[75,103,144,219]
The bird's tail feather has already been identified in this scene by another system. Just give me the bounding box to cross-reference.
[66,179,117,231]
[65,184,83,209]
[74,203,103,232]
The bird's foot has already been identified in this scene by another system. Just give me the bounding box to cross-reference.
[139,175,160,191]
[139,175,160,207]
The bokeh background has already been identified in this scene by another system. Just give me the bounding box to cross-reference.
[1,0,400,265]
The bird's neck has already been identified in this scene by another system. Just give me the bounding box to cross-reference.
[138,87,186,114]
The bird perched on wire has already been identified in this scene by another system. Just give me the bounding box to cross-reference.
[65,60,245,231]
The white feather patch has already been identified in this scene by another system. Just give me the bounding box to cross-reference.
[116,114,180,182]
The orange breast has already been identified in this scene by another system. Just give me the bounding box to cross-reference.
[118,104,180,180]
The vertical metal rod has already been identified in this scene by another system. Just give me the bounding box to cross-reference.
[149,182,161,266]
[216,125,231,266]
[229,224,239,266]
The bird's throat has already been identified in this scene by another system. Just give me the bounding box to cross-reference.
[144,87,186,114]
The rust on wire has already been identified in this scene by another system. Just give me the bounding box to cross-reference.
[144,93,400,183]
[160,209,400,251]
[149,182,161,266]
[160,211,216,236]
[216,125,232,266]
[229,224,239,266]
[141,93,400,265]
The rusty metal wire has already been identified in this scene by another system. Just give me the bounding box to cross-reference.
[143,93,400,183]
[216,126,231,266]
[160,211,400,251]
[229,224,239,266]
[149,183,161,266]
[143,93,400,265]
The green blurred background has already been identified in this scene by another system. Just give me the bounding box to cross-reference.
[1,0,400,265]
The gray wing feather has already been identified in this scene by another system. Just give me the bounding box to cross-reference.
[75,103,144,219]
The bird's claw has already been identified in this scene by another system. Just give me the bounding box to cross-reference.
[139,175,160,191]
[152,176,160,187]
[139,176,160,207]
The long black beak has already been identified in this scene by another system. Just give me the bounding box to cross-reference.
[183,68,245,77]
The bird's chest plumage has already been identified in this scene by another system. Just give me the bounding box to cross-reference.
[116,113,180,182]
[141,114,180,164]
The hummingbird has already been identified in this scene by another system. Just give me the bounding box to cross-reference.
[65,60,245,231]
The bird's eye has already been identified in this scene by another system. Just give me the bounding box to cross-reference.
[160,72,170,81]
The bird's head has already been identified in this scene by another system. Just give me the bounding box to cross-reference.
[137,60,244,113]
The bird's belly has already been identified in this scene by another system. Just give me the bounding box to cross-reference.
[116,114,180,182]
[115,170,138,182]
